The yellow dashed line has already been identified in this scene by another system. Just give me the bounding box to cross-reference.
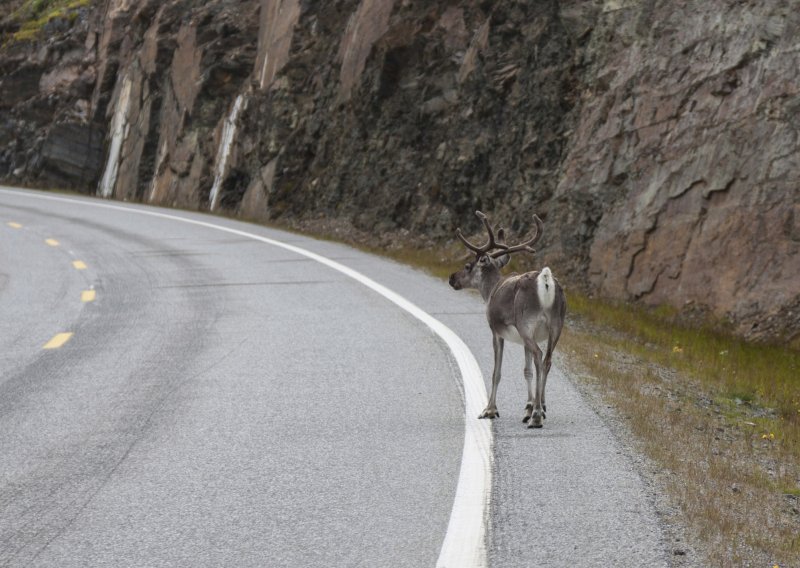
[45,238,60,247]
[81,290,96,302]
[43,332,73,349]
[72,260,87,270]
[8,222,22,229]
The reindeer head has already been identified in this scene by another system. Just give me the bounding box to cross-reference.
[448,211,543,292]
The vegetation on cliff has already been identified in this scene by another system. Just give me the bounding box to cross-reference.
[4,0,89,43]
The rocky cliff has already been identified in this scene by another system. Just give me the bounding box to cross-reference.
[1,0,798,343]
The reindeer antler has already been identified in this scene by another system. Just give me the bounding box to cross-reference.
[456,211,508,255]
[488,215,544,258]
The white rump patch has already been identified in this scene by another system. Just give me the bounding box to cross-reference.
[537,267,556,310]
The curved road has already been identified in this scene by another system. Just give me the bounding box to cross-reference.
[0,188,671,567]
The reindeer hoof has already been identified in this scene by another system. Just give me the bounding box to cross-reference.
[523,402,534,423]
[479,408,499,419]
[528,421,544,429]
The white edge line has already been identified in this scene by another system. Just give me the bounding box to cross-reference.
[0,188,493,567]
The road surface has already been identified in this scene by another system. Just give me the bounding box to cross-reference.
[0,187,671,567]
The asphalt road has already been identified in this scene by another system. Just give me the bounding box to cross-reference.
[0,188,672,567]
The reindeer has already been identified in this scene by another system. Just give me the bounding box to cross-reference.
[448,211,566,428]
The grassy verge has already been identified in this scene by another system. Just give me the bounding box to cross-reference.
[562,293,799,566]
[7,0,89,43]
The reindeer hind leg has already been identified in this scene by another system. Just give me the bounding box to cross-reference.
[522,347,534,423]
[524,338,545,428]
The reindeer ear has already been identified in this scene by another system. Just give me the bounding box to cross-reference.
[495,252,510,268]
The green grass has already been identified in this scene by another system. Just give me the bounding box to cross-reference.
[568,291,800,422]
[8,0,89,43]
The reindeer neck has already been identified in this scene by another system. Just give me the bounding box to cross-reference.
[479,270,505,302]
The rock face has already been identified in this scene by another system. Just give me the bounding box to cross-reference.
[0,3,101,189]
[1,0,798,342]
[563,0,800,343]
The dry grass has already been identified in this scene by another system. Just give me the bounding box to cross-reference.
[562,294,800,567]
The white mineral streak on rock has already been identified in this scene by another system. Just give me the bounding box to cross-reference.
[209,94,245,211]
[98,75,132,198]
[260,52,271,89]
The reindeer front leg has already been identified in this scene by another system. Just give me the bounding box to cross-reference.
[479,334,504,419]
